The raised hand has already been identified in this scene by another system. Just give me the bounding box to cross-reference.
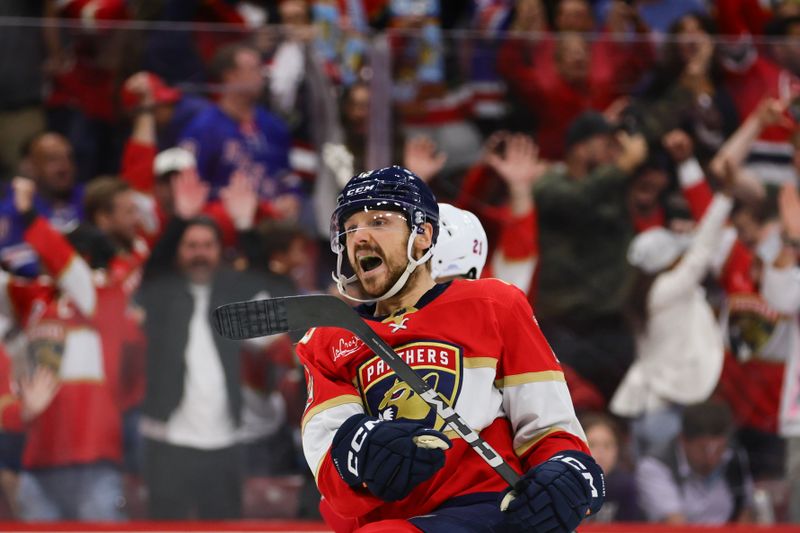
[603,96,631,125]
[123,71,155,108]
[322,142,355,188]
[485,134,546,192]
[403,136,447,183]
[20,365,60,421]
[220,170,259,230]
[11,176,36,214]
[171,168,210,220]
[483,133,546,216]
[717,156,738,196]
[615,131,648,173]
[754,97,792,129]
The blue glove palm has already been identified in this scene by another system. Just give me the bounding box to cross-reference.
[331,414,451,502]
[501,450,605,532]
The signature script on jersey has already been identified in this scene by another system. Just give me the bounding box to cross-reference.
[332,336,364,362]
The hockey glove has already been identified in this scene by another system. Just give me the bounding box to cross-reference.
[331,414,451,501]
[500,450,605,532]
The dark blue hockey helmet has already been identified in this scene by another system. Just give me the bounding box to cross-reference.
[330,166,439,252]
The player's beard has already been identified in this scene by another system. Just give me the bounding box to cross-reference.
[351,242,408,298]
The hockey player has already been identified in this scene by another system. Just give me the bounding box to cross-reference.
[297,166,604,532]
[430,204,488,283]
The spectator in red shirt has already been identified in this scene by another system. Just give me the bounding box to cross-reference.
[506,32,619,159]
[498,0,653,159]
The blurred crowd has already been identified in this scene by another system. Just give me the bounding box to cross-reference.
[1,0,800,526]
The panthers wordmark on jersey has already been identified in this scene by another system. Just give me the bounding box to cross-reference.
[297,278,590,527]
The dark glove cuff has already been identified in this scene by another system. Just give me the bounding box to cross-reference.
[331,414,379,488]
[547,450,606,515]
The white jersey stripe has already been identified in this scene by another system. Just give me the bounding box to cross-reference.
[503,380,586,454]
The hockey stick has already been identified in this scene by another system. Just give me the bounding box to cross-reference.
[213,294,521,487]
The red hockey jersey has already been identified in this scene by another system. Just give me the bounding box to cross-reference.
[0,345,23,432]
[297,279,589,527]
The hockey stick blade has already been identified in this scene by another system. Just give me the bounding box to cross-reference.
[213,294,520,487]
[213,298,285,339]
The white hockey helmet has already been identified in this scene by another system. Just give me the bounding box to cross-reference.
[431,203,488,281]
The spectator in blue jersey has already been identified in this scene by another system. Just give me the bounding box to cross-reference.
[179,42,301,223]
[0,132,84,277]
[18,132,84,233]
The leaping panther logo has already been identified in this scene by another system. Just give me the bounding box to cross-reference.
[377,372,444,430]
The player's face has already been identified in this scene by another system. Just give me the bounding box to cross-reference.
[177,224,221,284]
[343,210,412,297]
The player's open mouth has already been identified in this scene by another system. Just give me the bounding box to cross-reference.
[359,255,383,273]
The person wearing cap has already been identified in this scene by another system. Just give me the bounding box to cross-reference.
[121,71,211,152]
[611,179,733,453]
[144,147,199,243]
[533,111,648,403]
[119,72,210,204]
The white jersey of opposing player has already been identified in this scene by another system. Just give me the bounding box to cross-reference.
[431,203,488,281]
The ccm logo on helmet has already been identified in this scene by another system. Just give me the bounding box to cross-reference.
[345,185,376,196]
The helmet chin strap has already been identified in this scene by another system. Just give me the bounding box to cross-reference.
[334,228,433,304]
